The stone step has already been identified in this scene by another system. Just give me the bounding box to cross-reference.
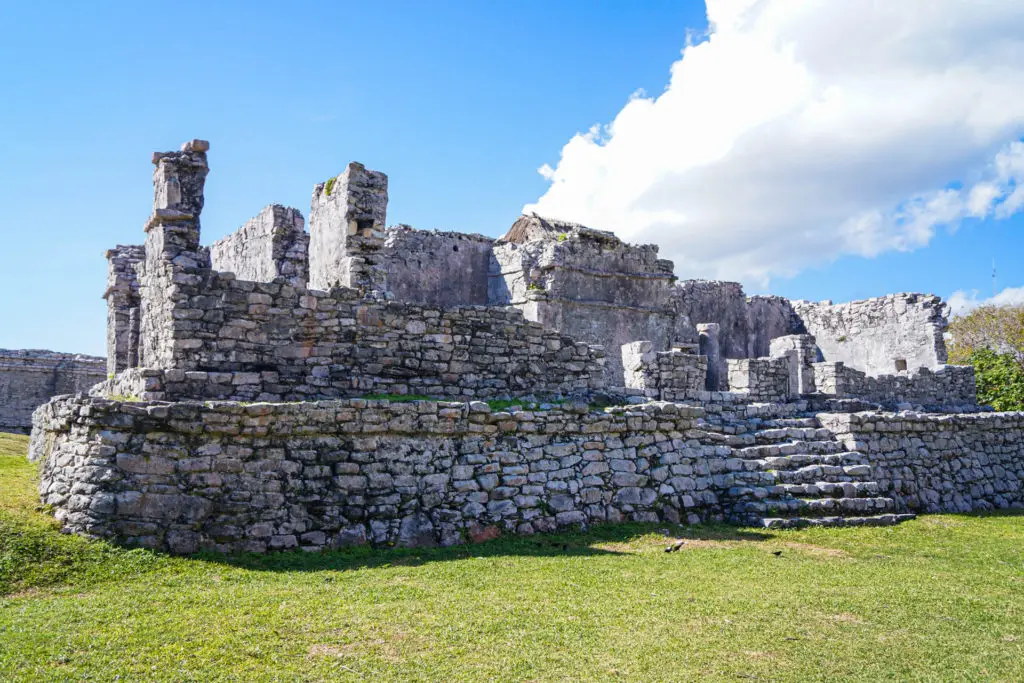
[771,461,874,483]
[758,513,916,529]
[758,417,819,429]
[777,481,880,498]
[740,495,897,517]
[752,427,835,444]
[738,440,847,459]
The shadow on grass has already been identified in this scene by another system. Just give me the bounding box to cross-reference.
[189,522,776,575]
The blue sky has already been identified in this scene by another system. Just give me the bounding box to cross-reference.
[1,1,1022,356]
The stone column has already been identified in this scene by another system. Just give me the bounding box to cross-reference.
[698,323,724,391]
[103,245,145,376]
[139,139,210,369]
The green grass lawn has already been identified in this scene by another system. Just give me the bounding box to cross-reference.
[1,432,1022,681]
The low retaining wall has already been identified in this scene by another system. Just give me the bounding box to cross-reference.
[813,362,976,410]
[31,396,736,553]
[29,394,1024,554]
[819,411,1024,512]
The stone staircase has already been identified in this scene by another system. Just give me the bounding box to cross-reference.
[701,402,916,529]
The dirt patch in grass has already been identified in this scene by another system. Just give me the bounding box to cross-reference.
[781,542,849,558]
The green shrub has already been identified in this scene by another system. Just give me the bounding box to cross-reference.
[966,348,1024,411]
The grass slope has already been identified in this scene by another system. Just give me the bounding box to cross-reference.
[0,432,1021,681]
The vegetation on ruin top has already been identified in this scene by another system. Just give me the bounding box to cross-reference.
[0,433,1021,680]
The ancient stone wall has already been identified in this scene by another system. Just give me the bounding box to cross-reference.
[813,362,977,410]
[31,395,721,553]
[820,411,1024,512]
[209,205,308,287]
[308,162,388,292]
[726,357,792,402]
[621,342,707,401]
[792,294,948,376]
[491,216,695,385]
[100,270,605,401]
[374,226,494,307]
[31,393,1024,553]
[0,350,105,433]
[674,280,753,360]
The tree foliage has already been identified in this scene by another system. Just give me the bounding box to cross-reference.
[948,304,1024,411]
[947,304,1024,366]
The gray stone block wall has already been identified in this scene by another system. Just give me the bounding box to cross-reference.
[30,393,1024,553]
[31,395,721,553]
[726,357,792,402]
[491,216,696,385]
[308,162,388,292]
[0,350,105,433]
[813,362,977,410]
[97,281,606,401]
[820,411,1024,512]
[375,225,494,307]
[622,341,707,401]
[792,294,948,376]
[209,205,308,287]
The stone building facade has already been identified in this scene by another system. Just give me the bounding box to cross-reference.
[23,138,1023,554]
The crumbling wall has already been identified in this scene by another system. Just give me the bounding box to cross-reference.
[0,350,105,433]
[374,226,493,306]
[138,140,211,370]
[209,205,308,287]
[792,294,948,376]
[491,216,695,385]
[726,357,792,402]
[746,296,797,358]
[821,411,1024,512]
[621,341,707,401]
[813,362,977,410]
[100,273,605,401]
[308,162,388,291]
[674,281,752,360]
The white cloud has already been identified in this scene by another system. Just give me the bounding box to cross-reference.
[948,286,1024,316]
[525,0,1024,286]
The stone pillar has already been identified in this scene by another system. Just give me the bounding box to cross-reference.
[139,139,211,369]
[698,323,724,391]
[308,162,389,292]
[769,334,818,396]
[622,341,657,395]
[103,245,145,376]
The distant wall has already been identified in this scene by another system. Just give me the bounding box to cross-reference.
[674,281,752,360]
[375,226,493,307]
[0,350,105,433]
[209,205,308,287]
[792,294,948,376]
[813,362,976,410]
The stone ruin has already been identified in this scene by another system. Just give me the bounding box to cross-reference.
[0,350,105,433]
[26,139,1023,554]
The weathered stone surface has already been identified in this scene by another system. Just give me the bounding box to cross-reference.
[792,294,948,376]
[0,349,105,433]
